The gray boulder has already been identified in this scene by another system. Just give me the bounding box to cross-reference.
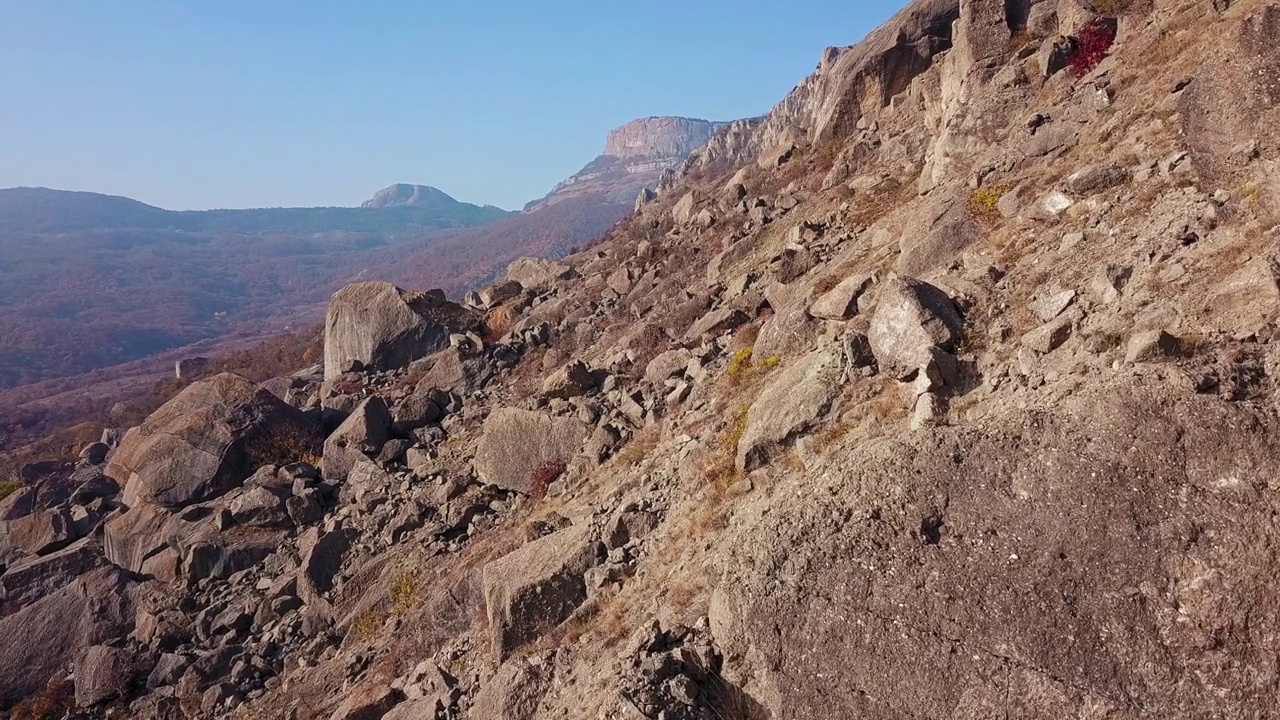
[323,281,478,381]
[322,397,391,482]
[867,278,964,380]
[482,524,602,661]
[75,644,136,707]
[540,360,596,399]
[809,274,874,321]
[505,257,577,291]
[0,566,136,706]
[737,348,843,471]
[107,373,317,508]
[474,408,588,496]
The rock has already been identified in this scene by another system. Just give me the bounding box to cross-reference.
[322,397,391,482]
[286,491,324,526]
[607,267,635,296]
[412,347,495,396]
[867,278,964,380]
[607,510,661,550]
[474,408,588,496]
[79,442,111,465]
[75,644,135,707]
[469,657,553,720]
[644,349,693,385]
[482,524,602,661]
[0,566,135,706]
[756,285,823,361]
[505,257,576,291]
[1066,165,1131,195]
[541,360,596,399]
[228,486,289,528]
[107,373,317,508]
[1029,289,1077,323]
[1041,191,1074,216]
[672,192,699,225]
[737,348,843,471]
[481,281,524,309]
[1206,257,1280,336]
[184,532,282,583]
[1022,316,1074,354]
[323,281,477,381]
[1126,330,1180,364]
[391,396,442,435]
[0,539,102,610]
[298,526,355,604]
[327,682,401,720]
[683,307,750,340]
[809,274,874,320]
[5,507,75,556]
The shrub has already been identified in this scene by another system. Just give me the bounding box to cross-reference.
[244,424,324,468]
[726,348,754,384]
[970,185,1010,221]
[1068,18,1116,78]
[0,479,20,502]
[528,459,567,498]
[390,569,420,614]
[722,406,750,458]
[10,677,74,720]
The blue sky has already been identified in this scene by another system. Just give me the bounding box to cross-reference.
[0,1,905,210]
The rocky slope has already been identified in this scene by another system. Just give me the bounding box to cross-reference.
[5,0,1280,718]
[525,117,732,212]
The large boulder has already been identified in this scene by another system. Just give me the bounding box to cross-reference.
[322,397,391,482]
[505,257,577,291]
[867,278,963,380]
[712,384,1280,718]
[737,347,843,472]
[323,281,479,381]
[474,409,588,496]
[0,566,136,706]
[107,374,318,508]
[482,524,602,661]
[468,657,553,720]
[74,644,136,707]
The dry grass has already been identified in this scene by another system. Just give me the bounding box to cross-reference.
[390,568,421,614]
[0,479,20,503]
[610,424,662,469]
[485,305,518,337]
[244,423,324,468]
[9,678,75,720]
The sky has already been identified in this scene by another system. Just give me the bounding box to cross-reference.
[0,1,905,211]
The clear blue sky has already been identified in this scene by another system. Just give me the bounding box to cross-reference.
[0,1,905,211]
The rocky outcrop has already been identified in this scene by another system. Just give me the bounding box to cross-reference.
[713,385,1280,718]
[323,281,480,381]
[107,373,318,508]
[526,117,733,212]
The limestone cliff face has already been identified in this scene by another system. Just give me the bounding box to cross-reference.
[603,117,729,161]
[526,116,735,212]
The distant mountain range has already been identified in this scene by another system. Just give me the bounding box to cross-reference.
[0,115,732,397]
[0,185,512,235]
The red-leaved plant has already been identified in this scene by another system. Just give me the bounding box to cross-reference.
[528,459,567,499]
[1069,18,1116,78]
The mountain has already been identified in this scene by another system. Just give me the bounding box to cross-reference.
[5,0,1280,717]
[525,116,734,211]
[0,186,513,235]
[361,183,507,214]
